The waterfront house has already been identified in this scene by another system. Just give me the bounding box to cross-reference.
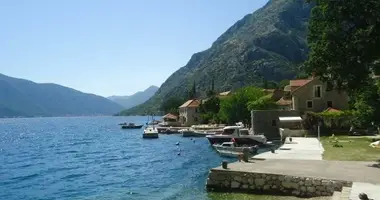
[252,76,350,139]
[178,99,200,126]
[161,113,180,127]
[276,76,349,113]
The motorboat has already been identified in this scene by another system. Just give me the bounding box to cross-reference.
[213,142,259,153]
[120,123,144,129]
[180,128,213,137]
[143,126,159,139]
[215,145,258,158]
[206,126,267,146]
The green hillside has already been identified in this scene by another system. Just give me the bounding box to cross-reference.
[120,0,312,115]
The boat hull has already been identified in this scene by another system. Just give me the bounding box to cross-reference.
[121,125,143,129]
[207,137,264,146]
[143,133,159,139]
[182,131,207,137]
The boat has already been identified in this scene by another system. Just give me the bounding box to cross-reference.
[121,123,144,129]
[143,126,159,139]
[206,126,267,146]
[213,142,259,153]
[216,148,258,158]
[180,129,211,137]
[216,149,242,158]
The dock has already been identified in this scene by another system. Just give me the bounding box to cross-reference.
[206,137,380,198]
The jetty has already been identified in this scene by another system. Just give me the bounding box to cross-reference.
[206,137,380,199]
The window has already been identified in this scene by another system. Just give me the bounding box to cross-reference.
[314,85,322,98]
[327,101,333,108]
[271,120,277,126]
[306,100,313,108]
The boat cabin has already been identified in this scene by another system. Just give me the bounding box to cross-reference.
[220,142,235,147]
[221,126,243,136]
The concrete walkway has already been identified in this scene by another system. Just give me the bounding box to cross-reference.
[215,159,380,184]
[254,137,324,160]
[349,182,380,200]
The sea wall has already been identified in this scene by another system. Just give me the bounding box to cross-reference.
[206,169,352,197]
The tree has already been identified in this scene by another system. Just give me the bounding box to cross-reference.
[278,79,290,89]
[305,0,380,93]
[218,86,265,125]
[188,81,197,99]
[262,79,278,89]
[350,80,380,127]
[160,97,184,115]
[247,95,277,111]
[206,79,216,97]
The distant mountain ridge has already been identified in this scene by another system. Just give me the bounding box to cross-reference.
[0,73,124,117]
[120,0,313,115]
[108,85,158,109]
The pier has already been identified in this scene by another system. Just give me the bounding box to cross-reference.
[206,137,380,199]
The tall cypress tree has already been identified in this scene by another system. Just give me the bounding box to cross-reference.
[188,81,196,99]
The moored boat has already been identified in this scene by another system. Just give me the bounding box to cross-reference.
[180,129,213,137]
[143,126,159,139]
[212,142,259,153]
[206,126,267,146]
[121,123,144,129]
[214,142,259,158]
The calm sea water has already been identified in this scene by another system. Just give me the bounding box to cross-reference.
[0,116,235,200]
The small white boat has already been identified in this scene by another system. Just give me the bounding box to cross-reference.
[216,149,242,158]
[213,142,258,153]
[143,126,159,139]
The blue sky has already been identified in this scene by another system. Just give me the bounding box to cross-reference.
[0,0,268,97]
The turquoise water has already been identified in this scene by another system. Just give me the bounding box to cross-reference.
[0,116,235,200]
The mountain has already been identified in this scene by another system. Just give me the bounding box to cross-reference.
[119,0,313,115]
[0,73,124,117]
[107,85,159,109]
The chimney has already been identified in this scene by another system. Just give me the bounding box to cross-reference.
[311,72,316,79]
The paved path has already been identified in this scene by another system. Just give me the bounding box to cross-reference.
[349,182,380,200]
[214,159,380,184]
[254,137,324,160]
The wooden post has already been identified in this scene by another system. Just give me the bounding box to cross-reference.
[251,110,254,135]
[318,123,321,145]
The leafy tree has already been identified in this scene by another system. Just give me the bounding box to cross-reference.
[305,0,380,93]
[160,97,184,115]
[350,81,380,127]
[218,86,265,125]
[199,95,220,123]
[247,95,277,111]
[200,96,220,114]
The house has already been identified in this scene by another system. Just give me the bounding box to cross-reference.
[161,113,180,127]
[276,77,349,113]
[178,99,200,126]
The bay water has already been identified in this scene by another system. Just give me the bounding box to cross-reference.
[0,116,236,200]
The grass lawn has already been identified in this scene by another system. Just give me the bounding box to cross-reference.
[320,135,380,161]
[208,193,329,200]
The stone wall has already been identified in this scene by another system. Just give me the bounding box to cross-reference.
[206,169,352,197]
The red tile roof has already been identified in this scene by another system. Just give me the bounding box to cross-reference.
[289,79,311,87]
[179,99,200,108]
[163,113,178,120]
[276,97,292,106]
[324,107,342,113]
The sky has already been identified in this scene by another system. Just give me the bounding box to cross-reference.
[0,0,268,97]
